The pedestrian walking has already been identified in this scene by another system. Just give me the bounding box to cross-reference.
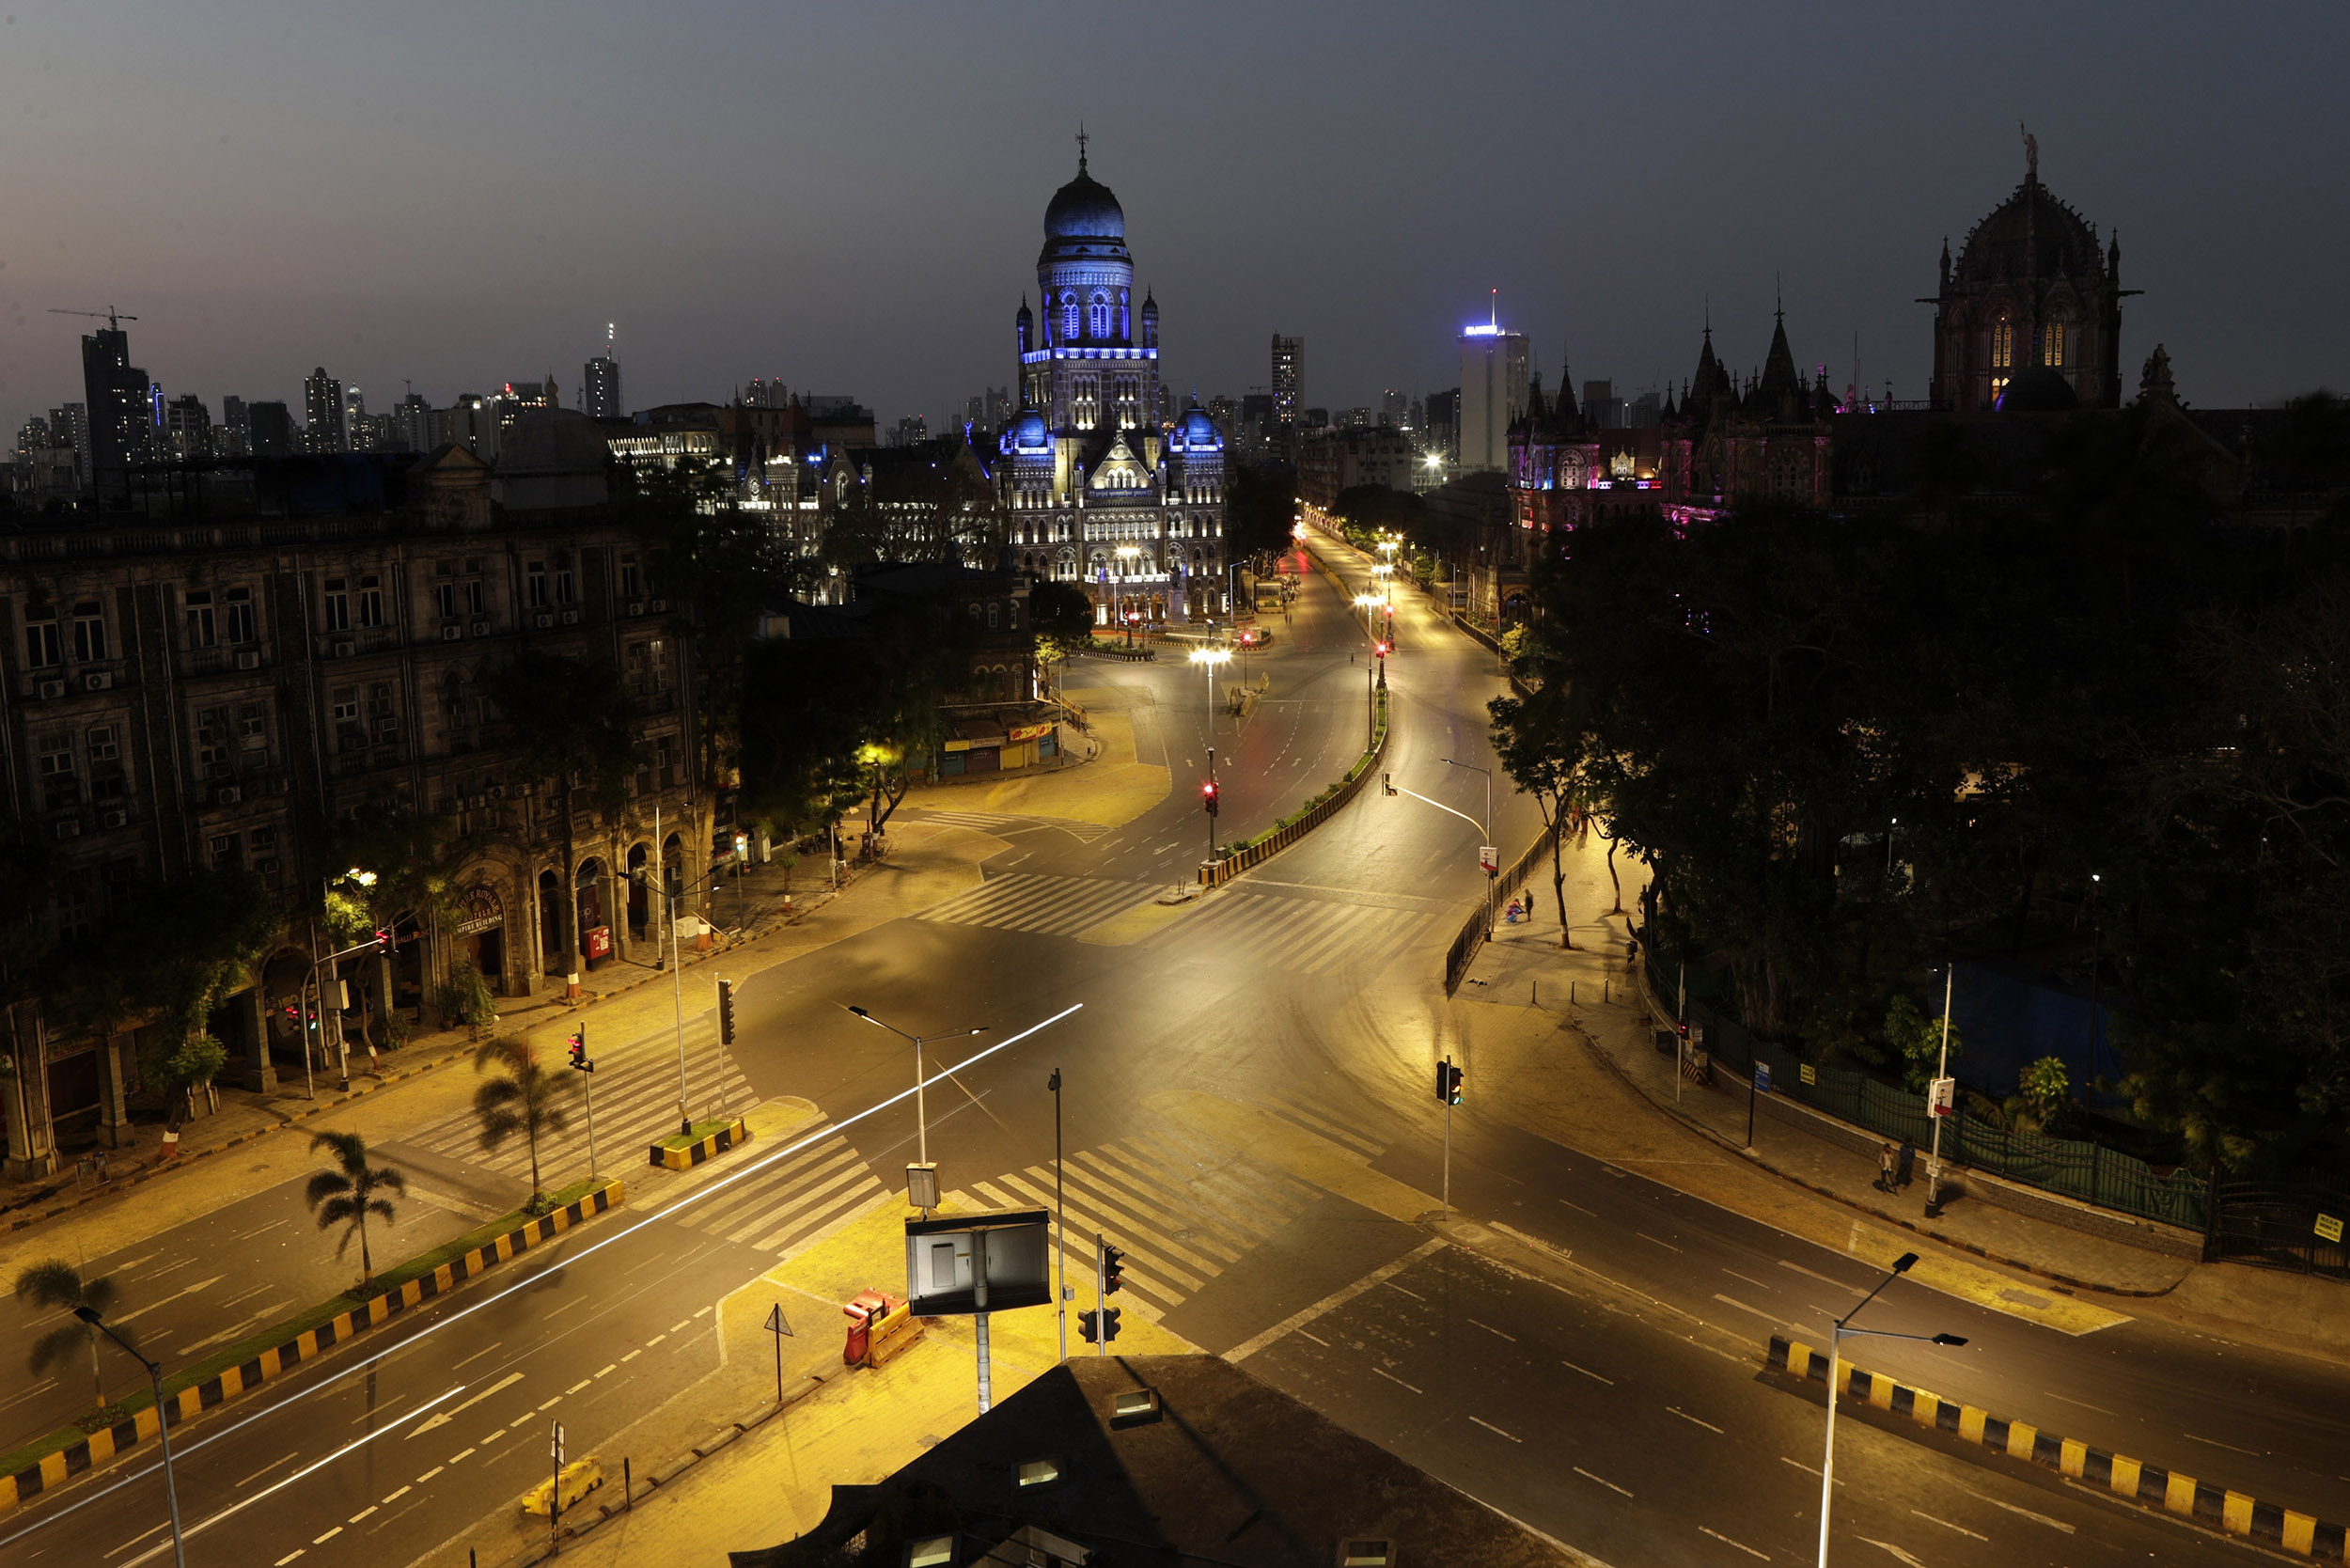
[1875,1142,1896,1193]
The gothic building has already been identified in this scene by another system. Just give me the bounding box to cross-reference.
[997,149,1230,625]
[1927,143,2131,413]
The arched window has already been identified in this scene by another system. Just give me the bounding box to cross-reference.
[2043,318,2067,368]
[1062,293,1079,340]
[987,602,1000,630]
[1990,316,2014,402]
[1089,293,1109,339]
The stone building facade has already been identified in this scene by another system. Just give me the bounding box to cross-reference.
[0,434,713,1175]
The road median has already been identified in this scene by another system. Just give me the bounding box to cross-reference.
[1198,688,1388,888]
[1763,1334,2348,1560]
[0,1175,624,1517]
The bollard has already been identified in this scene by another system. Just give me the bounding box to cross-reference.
[623,1457,632,1511]
[1604,978,1611,1004]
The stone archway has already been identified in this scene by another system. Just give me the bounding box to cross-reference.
[538,869,563,975]
[576,857,611,968]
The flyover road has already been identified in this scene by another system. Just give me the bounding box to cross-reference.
[9,540,2349,1565]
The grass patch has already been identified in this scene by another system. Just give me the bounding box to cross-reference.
[0,1175,616,1481]
[656,1116,739,1152]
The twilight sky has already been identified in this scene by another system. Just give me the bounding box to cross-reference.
[3,2,2345,447]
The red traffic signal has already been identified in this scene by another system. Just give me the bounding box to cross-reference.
[373,927,394,955]
[1201,780,1219,816]
[1373,641,1390,657]
[567,1029,591,1072]
[1103,1243,1126,1294]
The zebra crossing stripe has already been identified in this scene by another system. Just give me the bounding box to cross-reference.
[1261,1093,1385,1156]
[744,1176,884,1253]
[989,1169,1210,1294]
[1109,1137,1303,1240]
[919,874,1159,933]
[696,1146,861,1237]
[1059,1155,1248,1263]
[685,1134,852,1231]
[1044,1162,1239,1274]
[1123,1126,1323,1222]
[716,1155,870,1246]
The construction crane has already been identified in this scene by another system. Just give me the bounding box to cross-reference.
[48,306,138,330]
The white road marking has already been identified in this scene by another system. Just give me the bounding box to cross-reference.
[482,1429,505,1443]
[670,1319,690,1332]
[1701,1525,1770,1560]
[1298,1330,1329,1346]
[415,1467,443,1483]
[275,1554,304,1566]
[1778,1258,1858,1289]
[236,1218,290,1241]
[103,1520,170,1558]
[1386,1282,1425,1301]
[1371,1367,1422,1394]
[567,1380,591,1394]
[2042,1391,2118,1417]
[622,1349,642,1362]
[1721,1268,1774,1292]
[1468,1318,1516,1341]
[452,1341,503,1370]
[1469,1416,1522,1442]
[1557,1199,1595,1215]
[312,1527,343,1544]
[448,1448,476,1464]
[1910,1509,1986,1540]
[1636,1232,1682,1252]
[1857,1540,1927,1566]
[1961,1488,2074,1533]
[348,1506,377,1523]
[1668,1406,1725,1434]
[234,1451,300,1488]
[1573,1466,1632,1497]
[108,1275,224,1325]
[596,1364,618,1376]
[2186,1432,2262,1456]
[695,1305,713,1316]
[381,1486,411,1504]
[647,1333,666,1345]
[537,1397,561,1411]
[1560,1359,1615,1385]
[1713,1293,1783,1324]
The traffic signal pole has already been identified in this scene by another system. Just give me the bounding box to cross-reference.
[1095,1233,1107,1358]
[570,1027,597,1182]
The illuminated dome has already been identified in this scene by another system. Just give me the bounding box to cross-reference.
[1178,405,1221,448]
[1007,408,1051,449]
[1044,166,1124,241]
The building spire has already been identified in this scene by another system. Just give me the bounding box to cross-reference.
[1076,124,1089,174]
[2021,121,2038,182]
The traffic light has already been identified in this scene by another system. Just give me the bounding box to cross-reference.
[717,979,737,1045]
[373,927,393,956]
[1099,1306,1122,1341]
[1201,780,1219,817]
[1374,640,1390,658]
[733,831,749,859]
[1436,1058,1463,1106]
[1079,1309,1100,1344]
[567,1028,592,1073]
[1102,1244,1125,1295]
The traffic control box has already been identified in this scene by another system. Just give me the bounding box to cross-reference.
[842,1289,914,1368]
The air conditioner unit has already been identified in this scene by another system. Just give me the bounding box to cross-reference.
[54,820,80,839]
[559,609,580,625]
[649,598,668,613]
[100,810,127,829]
[236,651,261,670]
[487,784,507,799]
[512,782,532,796]
[441,624,462,641]
[258,857,280,876]
[215,786,241,806]
[36,680,65,699]
[534,612,554,629]
[334,641,355,658]
[84,671,114,692]
[627,601,646,617]
[471,619,491,636]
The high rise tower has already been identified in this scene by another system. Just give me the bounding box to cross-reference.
[586,324,623,418]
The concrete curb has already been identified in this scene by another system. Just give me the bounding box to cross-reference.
[1764,1334,2348,1561]
[651,1116,749,1171]
[0,1179,626,1518]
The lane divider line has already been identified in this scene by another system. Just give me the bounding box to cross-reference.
[1765,1335,2347,1561]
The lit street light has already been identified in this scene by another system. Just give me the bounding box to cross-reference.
[1187,643,1231,737]
[1114,544,1142,645]
[73,1305,185,1568]
[846,1005,983,1214]
[1814,1251,1967,1567]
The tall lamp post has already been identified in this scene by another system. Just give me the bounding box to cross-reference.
[74,1306,186,1568]
[1813,1252,1967,1568]
[1441,757,1494,936]
[1187,644,1230,738]
[1114,544,1141,645]
[846,1005,982,1215]
[1352,591,1387,745]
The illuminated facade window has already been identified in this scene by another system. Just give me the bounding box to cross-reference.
[1090,293,1109,339]
[2043,319,2066,367]
[1063,294,1080,341]
[1990,318,2013,400]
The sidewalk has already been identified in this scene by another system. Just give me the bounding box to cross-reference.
[1453,844,2350,1361]
[901,674,1170,828]
[0,819,1005,1279]
[415,1176,1196,1568]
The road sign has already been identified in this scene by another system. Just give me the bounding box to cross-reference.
[763,1302,793,1337]
[551,1421,565,1465]
[1928,1076,1957,1117]
[1799,1063,1817,1086]
[1478,846,1498,875]
[2319,1213,2344,1245]
[1753,1062,1771,1094]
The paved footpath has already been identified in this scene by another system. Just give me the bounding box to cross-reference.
[1456,824,2350,1365]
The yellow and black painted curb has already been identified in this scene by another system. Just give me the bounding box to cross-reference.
[650,1116,748,1170]
[0,1180,624,1518]
[1766,1336,2348,1561]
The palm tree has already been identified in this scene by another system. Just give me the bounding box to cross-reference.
[14,1259,120,1410]
[474,1036,568,1201]
[305,1130,407,1286]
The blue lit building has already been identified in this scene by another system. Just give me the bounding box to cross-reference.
[998,149,1230,625]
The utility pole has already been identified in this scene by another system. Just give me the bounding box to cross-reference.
[659,803,691,1137]
[1926,964,1955,1213]
[569,1026,596,1180]
[1050,1068,1067,1362]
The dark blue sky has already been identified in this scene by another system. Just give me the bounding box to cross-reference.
[3,2,2344,444]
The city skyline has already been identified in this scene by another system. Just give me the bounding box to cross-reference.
[6,3,2347,447]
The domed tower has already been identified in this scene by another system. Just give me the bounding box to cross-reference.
[1026,145,1157,433]
[1015,295,1033,357]
[1929,142,2132,413]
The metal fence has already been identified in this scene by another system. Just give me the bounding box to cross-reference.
[1442,822,1563,994]
[1646,952,2211,1232]
[2207,1184,2350,1279]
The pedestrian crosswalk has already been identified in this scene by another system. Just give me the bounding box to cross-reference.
[917,871,1164,936]
[912,809,1111,843]
[400,1018,749,1189]
[666,1121,888,1256]
[940,1090,1386,1320]
[1150,888,1449,978]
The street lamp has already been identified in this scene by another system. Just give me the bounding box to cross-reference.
[1187,644,1230,737]
[73,1306,185,1568]
[1441,757,1495,937]
[1813,1252,1966,1568]
[1114,544,1141,644]
[846,1006,983,1212]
